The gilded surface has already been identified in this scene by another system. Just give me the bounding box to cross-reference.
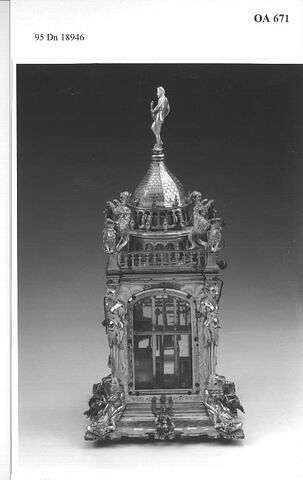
[151,395,175,440]
[133,160,186,209]
[204,375,244,439]
[84,375,125,440]
[201,284,220,377]
[207,218,224,252]
[84,88,244,442]
[104,191,131,252]
[187,191,216,249]
[104,287,127,380]
[150,86,170,152]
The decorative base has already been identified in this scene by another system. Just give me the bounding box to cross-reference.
[203,374,245,440]
[84,375,125,441]
[84,374,244,442]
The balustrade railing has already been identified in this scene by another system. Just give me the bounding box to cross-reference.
[118,250,205,270]
[131,207,188,230]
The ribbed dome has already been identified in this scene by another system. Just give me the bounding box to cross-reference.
[133,159,186,208]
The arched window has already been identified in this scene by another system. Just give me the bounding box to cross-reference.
[152,212,158,227]
[132,292,192,390]
[159,211,166,226]
[167,211,174,226]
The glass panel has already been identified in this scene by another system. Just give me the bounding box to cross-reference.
[134,335,153,389]
[177,299,191,330]
[154,296,176,329]
[155,297,163,329]
[133,295,192,390]
[165,296,175,329]
[154,334,192,389]
[163,335,175,374]
[133,298,152,331]
[178,334,192,389]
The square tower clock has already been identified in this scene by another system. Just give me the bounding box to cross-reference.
[84,87,245,442]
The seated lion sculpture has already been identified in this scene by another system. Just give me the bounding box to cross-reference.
[104,191,131,252]
[187,191,215,249]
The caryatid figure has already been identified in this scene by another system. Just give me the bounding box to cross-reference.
[104,289,126,382]
[201,285,221,376]
[150,86,170,151]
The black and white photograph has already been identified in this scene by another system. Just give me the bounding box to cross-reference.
[2,1,303,479]
[16,63,303,476]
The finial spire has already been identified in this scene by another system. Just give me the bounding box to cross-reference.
[150,86,170,154]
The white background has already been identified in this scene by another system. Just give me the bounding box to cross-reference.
[0,2,10,480]
[10,0,303,63]
[2,0,303,479]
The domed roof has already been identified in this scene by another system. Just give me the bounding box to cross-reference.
[133,158,186,209]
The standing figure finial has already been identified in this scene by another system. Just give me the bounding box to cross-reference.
[150,86,170,152]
